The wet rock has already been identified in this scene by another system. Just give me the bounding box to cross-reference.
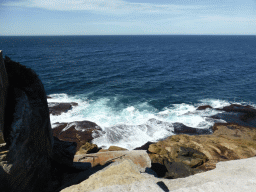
[213,104,256,127]
[52,121,103,151]
[197,105,213,110]
[48,102,78,115]
[173,122,212,135]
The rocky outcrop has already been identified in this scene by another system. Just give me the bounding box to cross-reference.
[0,57,81,192]
[212,104,256,127]
[52,121,104,151]
[48,102,78,115]
[74,150,151,172]
[1,56,54,192]
[146,123,256,178]
[61,160,147,192]
[0,51,8,144]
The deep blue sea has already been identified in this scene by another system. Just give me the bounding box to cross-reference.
[1,35,256,149]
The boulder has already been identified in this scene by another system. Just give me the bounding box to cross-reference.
[48,102,78,115]
[74,150,151,172]
[1,56,54,191]
[61,160,146,192]
[52,121,103,151]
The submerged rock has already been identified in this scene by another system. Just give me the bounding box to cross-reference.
[48,102,78,115]
[173,122,212,135]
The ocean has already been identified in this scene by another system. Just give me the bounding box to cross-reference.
[1,35,256,149]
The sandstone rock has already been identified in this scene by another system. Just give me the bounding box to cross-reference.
[148,123,256,178]
[61,160,146,192]
[108,146,128,151]
[1,56,54,191]
[48,102,78,115]
[74,150,151,172]
[75,142,99,155]
[0,51,8,144]
[52,121,103,151]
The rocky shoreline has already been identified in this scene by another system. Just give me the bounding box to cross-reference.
[1,54,256,192]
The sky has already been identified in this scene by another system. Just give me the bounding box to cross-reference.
[0,0,256,36]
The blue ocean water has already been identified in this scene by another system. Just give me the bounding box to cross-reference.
[1,35,256,149]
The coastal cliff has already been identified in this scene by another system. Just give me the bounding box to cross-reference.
[1,54,256,191]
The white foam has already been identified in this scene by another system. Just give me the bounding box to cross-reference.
[48,94,250,149]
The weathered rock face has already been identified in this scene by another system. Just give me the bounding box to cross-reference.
[0,51,8,144]
[1,56,54,191]
[147,123,256,178]
[52,121,104,151]
[74,150,151,172]
[48,102,78,115]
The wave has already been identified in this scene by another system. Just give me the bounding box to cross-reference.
[47,93,247,150]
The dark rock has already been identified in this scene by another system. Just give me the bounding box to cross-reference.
[173,122,212,135]
[52,121,103,151]
[52,137,77,167]
[48,102,78,116]
[213,104,256,127]
[2,56,54,192]
[0,51,8,144]
[151,163,168,177]
[134,141,155,151]
[197,105,213,110]
[164,161,196,179]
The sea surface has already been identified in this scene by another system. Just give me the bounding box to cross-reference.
[1,35,256,149]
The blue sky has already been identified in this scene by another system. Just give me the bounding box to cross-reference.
[0,0,256,35]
